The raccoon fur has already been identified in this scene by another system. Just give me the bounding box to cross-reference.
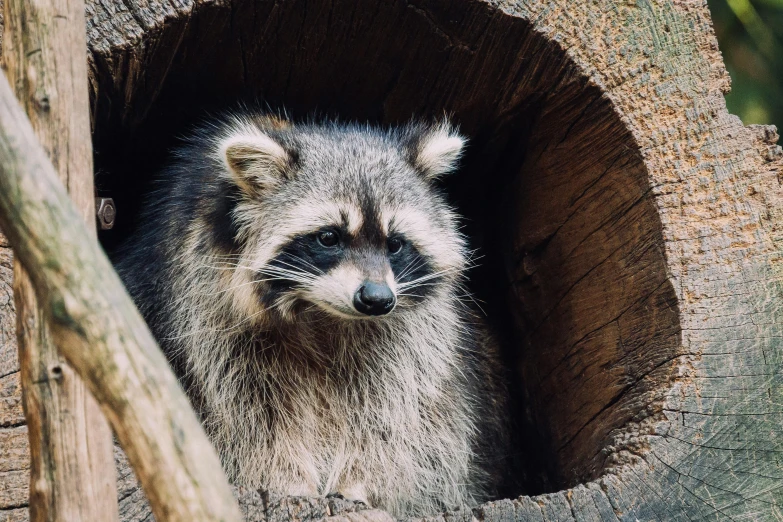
[114,112,509,517]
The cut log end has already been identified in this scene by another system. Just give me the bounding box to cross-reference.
[3,0,783,520]
[90,0,680,497]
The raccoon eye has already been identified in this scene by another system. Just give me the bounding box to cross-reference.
[317,230,339,247]
[387,237,404,254]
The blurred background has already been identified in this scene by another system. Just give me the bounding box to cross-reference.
[708,0,783,130]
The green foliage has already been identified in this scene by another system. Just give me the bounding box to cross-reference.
[708,0,783,130]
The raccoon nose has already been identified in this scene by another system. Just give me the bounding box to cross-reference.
[354,282,396,316]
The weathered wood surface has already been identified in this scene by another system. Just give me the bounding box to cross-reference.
[2,0,119,518]
[0,70,241,521]
[0,233,27,521]
[2,0,783,520]
[85,3,686,496]
[113,447,382,522]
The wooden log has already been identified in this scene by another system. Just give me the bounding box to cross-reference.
[1,0,118,519]
[0,69,241,521]
[3,0,783,520]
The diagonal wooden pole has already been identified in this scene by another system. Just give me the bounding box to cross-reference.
[0,65,242,522]
[1,0,119,519]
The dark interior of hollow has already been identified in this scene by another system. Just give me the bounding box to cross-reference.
[92,0,680,500]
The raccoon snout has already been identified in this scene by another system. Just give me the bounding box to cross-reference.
[353,281,396,316]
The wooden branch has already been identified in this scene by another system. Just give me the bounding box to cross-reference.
[0,69,241,522]
[2,0,118,519]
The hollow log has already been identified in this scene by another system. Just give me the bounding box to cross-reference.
[2,0,783,520]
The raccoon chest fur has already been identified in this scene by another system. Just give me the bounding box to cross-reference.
[115,113,509,518]
[188,304,481,515]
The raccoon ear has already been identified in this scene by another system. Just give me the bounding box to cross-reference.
[412,124,466,182]
[221,133,291,194]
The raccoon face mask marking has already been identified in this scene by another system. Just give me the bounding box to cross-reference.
[214,116,467,322]
[260,217,407,319]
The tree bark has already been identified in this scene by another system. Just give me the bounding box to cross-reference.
[0,69,241,521]
[1,0,118,519]
[2,0,783,521]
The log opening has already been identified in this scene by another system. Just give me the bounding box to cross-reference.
[90,0,682,498]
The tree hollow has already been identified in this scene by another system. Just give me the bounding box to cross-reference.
[90,0,681,497]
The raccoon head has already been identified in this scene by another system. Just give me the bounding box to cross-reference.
[214,115,467,321]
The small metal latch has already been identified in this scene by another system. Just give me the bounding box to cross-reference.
[95,197,116,230]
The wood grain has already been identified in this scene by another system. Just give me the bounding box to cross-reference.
[1,0,118,518]
[0,71,241,521]
[84,0,682,496]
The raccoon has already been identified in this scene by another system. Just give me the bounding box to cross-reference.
[114,113,509,517]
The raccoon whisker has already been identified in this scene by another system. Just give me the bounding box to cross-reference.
[259,276,316,288]
[397,257,422,279]
[396,257,428,281]
[457,293,486,316]
[253,277,314,287]
[461,250,483,266]
[255,268,316,281]
[456,286,485,307]
[257,275,317,288]
[405,257,430,276]
[260,263,319,278]
[400,281,442,288]
[398,267,461,289]
[396,293,427,299]
[275,255,325,275]
[463,248,482,260]
[257,267,319,283]
[396,285,441,296]
[397,278,437,290]
[465,258,483,268]
[258,266,315,277]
